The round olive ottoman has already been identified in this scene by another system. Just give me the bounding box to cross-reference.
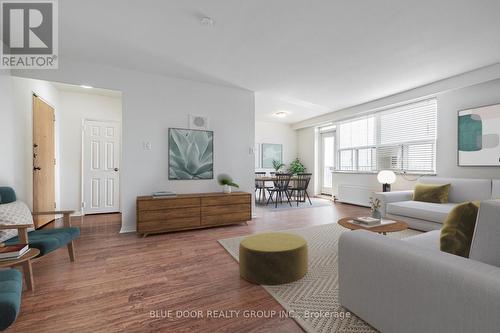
[239,232,308,285]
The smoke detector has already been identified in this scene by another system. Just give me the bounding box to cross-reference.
[200,16,215,27]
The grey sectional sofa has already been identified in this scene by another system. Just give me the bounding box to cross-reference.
[375,177,500,231]
[338,200,500,333]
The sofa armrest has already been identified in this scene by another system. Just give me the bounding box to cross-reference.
[338,230,500,333]
[374,190,413,216]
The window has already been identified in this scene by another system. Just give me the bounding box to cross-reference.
[337,116,376,172]
[336,99,437,173]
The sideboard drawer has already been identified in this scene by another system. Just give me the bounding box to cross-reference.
[138,207,200,222]
[137,197,200,211]
[201,204,250,216]
[201,194,251,207]
[137,217,201,233]
[201,211,251,226]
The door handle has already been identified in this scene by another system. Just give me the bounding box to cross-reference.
[114,168,119,172]
[33,166,41,171]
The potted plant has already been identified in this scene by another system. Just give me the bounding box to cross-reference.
[288,158,306,175]
[272,160,285,173]
[217,174,239,194]
[369,197,382,219]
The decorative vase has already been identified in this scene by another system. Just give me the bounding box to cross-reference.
[371,209,381,219]
[223,185,232,194]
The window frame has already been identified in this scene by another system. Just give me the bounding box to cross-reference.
[334,99,437,175]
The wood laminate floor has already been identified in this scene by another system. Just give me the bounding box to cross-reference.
[8,200,368,333]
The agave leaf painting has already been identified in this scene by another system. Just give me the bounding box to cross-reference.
[169,128,214,179]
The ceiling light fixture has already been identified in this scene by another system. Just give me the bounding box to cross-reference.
[273,111,288,118]
[200,16,215,27]
[80,85,93,89]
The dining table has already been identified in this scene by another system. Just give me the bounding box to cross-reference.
[255,176,302,205]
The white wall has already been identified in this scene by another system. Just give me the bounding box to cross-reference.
[437,79,500,178]
[58,90,122,214]
[5,77,122,216]
[10,77,60,209]
[255,121,298,172]
[13,58,255,232]
[297,127,319,192]
[298,76,500,197]
[0,70,15,189]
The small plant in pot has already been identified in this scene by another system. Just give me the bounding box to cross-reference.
[217,174,239,194]
[288,158,306,175]
[369,197,382,219]
[272,160,285,173]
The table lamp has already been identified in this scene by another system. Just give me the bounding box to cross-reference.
[377,170,396,192]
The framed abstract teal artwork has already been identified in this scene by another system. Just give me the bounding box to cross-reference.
[458,104,500,166]
[261,143,283,168]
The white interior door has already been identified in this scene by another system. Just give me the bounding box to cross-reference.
[83,120,120,214]
[321,131,335,195]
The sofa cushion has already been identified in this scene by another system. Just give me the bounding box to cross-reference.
[4,227,80,256]
[0,201,35,242]
[387,201,457,223]
[469,200,500,267]
[440,201,479,258]
[413,183,450,203]
[418,177,491,203]
[0,187,17,204]
[403,230,441,251]
[0,269,22,331]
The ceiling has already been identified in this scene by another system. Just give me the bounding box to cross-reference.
[51,82,122,98]
[58,0,500,124]
[255,92,330,123]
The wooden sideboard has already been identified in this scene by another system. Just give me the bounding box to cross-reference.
[136,192,252,237]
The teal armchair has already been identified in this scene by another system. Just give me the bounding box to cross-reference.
[0,187,79,330]
[0,269,22,331]
[0,187,80,261]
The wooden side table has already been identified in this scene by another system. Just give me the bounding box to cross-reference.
[338,217,408,235]
[0,248,40,292]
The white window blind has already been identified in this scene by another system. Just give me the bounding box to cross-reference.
[336,99,437,173]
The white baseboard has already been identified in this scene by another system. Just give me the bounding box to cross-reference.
[120,225,137,233]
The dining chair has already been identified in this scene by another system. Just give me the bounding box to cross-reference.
[266,173,293,208]
[254,172,267,203]
[288,173,313,205]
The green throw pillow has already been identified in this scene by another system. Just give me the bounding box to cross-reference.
[413,183,451,203]
[440,201,480,258]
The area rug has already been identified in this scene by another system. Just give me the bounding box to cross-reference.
[255,198,333,212]
[218,223,421,333]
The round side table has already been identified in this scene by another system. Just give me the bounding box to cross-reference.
[0,248,40,292]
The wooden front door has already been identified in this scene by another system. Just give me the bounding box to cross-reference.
[33,95,55,228]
